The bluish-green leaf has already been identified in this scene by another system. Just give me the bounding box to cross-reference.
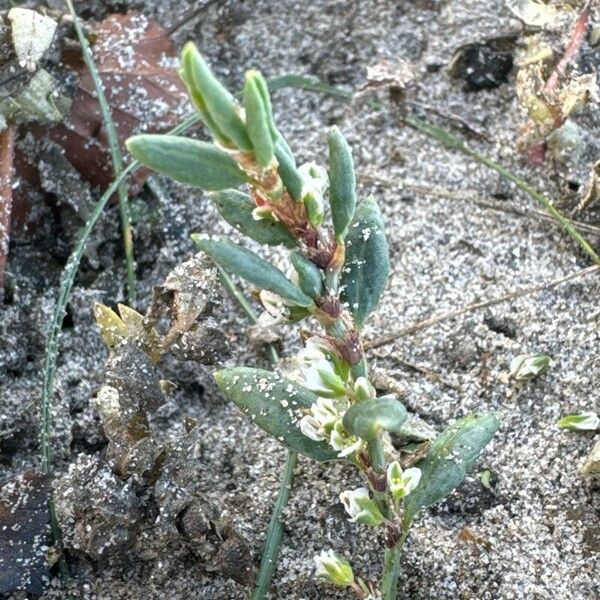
[210,190,296,247]
[181,42,252,151]
[275,140,303,201]
[244,71,275,167]
[253,71,279,142]
[340,196,390,328]
[403,413,501,527]
[214,367,338,461]
[328,126,356,238]
[192,235,313,307]
[290,251,323,298]
[126,135,247,191]
[343,396,407,441]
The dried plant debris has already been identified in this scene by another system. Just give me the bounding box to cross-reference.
[93,254,227,482]
[0,8,71,129]
[512,0,600,204]
[6,8,191,246]
[145,252,224,358]
[7,7,58,72]
[55,10,190,191]
[579,158,600,211]
[94,252,226,364]
[508,0,560,28]
[54,455,143,559]
[580,440,600,476]
[0,471,50,596]
[53,255,250,585]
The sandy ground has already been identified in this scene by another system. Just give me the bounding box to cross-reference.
[2,1,600,598]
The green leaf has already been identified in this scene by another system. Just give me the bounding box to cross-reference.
[126,135,247,191]
[328,126,356,238]
[181,42,252,151]
[274,140,303,201]
[340,196,390,328]
[342,396,407,441]
[210,190,296,247]
[214,367,338,461]
[403,413,501,527]
[192,235,313,307]
[252,71,279,141]
[290,251,323,298]
[244,71,275,167]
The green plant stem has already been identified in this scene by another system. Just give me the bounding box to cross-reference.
[368,435,386,473]
[381,530,409,600]
[251,450,298,600]
[64,0,136,303]
[405,116,600,265]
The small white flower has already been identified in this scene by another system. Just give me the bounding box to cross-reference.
[298,336,338,365]
[299,398,342,442]
[509,353,551,380]
[339,487,384,527]
[558,411,600,431]
[329,420,363,457]
[299,415,325,441]
[313,549,354,587]
[386,461,421,499]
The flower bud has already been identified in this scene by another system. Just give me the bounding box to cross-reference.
[303,191,325,228]
[354,376,376,401]
[339,487,384,527]
[558,412,600,431]
[304,358,347,397]
[252,205,275,221]
[299,162,328,197]
[299,162,328,227]
[314,549,354,587]
[386,461,421,500]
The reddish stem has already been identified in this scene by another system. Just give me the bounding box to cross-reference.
[545,2,590,93]
[0,124,15,297]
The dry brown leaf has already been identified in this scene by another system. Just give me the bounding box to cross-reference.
[23,11,190,195]
[0,125,14,294]
[578,160,600,212]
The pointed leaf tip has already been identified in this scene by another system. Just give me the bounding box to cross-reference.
[193,235,313,307]
[403,412,501,527]
[214,367,338,461]
[126,134,247,191]
[181,43,252,151]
